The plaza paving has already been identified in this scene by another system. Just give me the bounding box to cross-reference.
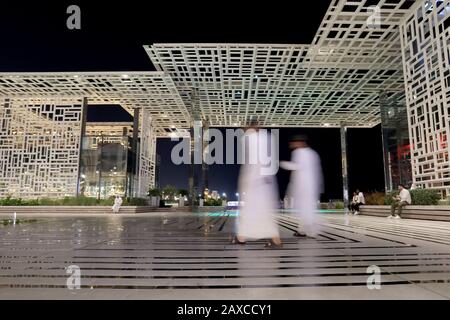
[0,211,450,299]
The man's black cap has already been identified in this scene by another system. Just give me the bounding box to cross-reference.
[290,134,308,142]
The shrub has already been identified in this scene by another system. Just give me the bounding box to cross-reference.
[148,188,161,197]
[0,196,23,206]
[204,198,223,206]
[0,196,150,206]
[365,192,386,205]
[26,199,40,206]
[410,189,440,205]
[61,196,97,206]
[384,191,399,205]
[334,202,345,209]
[162,185,177,200]
[123,197,148,206]
[98,198,114,206]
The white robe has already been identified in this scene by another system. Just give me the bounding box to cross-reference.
[237,131,279,240]
[280,147,323,236]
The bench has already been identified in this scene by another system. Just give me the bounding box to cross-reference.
[359,205,450,222]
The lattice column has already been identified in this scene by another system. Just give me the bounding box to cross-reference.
[189,87,202,207]
[0,97,84,199]
[340,124,349,211]
[137,108,156,198]
[76,97,88,196]
[400,1,450,196]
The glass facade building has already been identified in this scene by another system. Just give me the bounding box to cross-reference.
[380,92,412,192]
[78,123,138,199]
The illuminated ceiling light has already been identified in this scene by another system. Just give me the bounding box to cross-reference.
[323,123,331,127]
[121,74,129,78]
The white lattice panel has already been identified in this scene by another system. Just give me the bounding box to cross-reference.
[400,0,450,196]
[0,72,190,137]
[0,97,84,199]
[137,109,156,197]
[144,1,415,128]
[313,0,416,67]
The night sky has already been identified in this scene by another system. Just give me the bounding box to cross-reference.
[157,127,385,201]
[0,0,385,200]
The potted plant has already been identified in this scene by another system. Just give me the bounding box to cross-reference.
[148,188,161,207]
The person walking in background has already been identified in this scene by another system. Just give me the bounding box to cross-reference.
[112,195,123,214]
[233,119,282,248]
[388,184,411,219]
[280,134,323,238]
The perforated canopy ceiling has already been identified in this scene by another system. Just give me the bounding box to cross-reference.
[0,0,417,131]
[145,0,416,128]
[0,71,191,137]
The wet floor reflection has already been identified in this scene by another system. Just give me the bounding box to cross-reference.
[1,213,450,298]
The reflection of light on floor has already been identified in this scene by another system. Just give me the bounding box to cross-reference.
[195,209,344,217]
[281,209,345,214]
[194,211,238,217]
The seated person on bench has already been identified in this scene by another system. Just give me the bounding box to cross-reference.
[388,184,411,219]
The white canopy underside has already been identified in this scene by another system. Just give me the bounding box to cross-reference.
[0,0,416,135]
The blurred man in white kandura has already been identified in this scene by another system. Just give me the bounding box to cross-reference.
[232,119,282,248]
[280,135,323,238]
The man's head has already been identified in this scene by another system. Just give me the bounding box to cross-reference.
[289,134,309,150]
[356,189,360,194]
[247,117,259,131]
[398,184,405,190]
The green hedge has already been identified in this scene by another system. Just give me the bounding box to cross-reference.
[410,189,440,205]
[334,202,345,209]
[203,198,223,207]
[123,197,148,206]
[0,196,148,206]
